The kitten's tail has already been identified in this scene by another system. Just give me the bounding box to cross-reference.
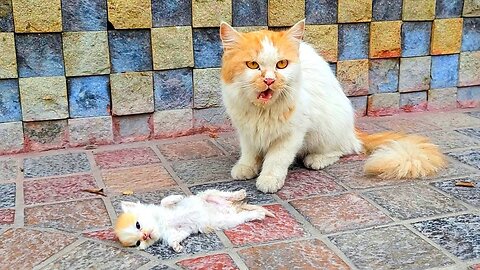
[355,129,447,179]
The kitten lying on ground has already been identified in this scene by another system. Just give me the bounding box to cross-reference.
[219,19,446,193]
[114,189,274,251]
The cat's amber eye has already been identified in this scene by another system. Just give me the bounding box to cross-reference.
[276,60,288,69]
[246,61,259,69]
[135,240,140,247]
[136,221,140,230]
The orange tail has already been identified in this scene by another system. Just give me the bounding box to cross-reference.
[355,129,447,179]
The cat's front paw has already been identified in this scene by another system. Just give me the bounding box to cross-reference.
[231,163,259,180]
[256,175,285,193]
[171,242,184,253]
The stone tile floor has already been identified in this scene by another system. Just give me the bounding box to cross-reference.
[1,109,480,270]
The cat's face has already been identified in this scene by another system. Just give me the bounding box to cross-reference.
[220,20,305,107]
[114,201,160,250]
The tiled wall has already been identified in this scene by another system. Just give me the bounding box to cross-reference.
[0,0,480,154]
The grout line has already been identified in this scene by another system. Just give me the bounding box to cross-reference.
[14,157,24,227]
[32,238,86,270]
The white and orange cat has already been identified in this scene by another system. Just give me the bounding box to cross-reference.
[114,189,274,251]
[219,20,446,193]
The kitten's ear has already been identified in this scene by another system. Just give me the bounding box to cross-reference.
[121,201,139,213]
[220,22,240,50]
[286,19,305,41]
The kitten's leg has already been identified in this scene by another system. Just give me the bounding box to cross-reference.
[256,134,304,193]
[199,189,246,202]
[165,229,191,253]
[160,195,185,208]
[303,151,343,170]
[231,135,262,180]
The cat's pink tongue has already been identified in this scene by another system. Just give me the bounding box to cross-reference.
[258,89,273,101]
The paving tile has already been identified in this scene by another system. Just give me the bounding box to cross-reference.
[304,25,338,62]
[154,68,193,111]
[177,254,239,270]
[338,23,369,60]
[400,91,428,112]
[338,0,372,23]
[109,30,152,73]
[152,27,193,70]
[369,21,401,58]
[0,121,24,154]
[94,147,159,169]
[102,164,176,194]
[364,185,465,220]
[25,198,111,232]
[153,109,193,137]
[366,93,400,116]
[47,240,149,269]
[15,33,64,77]
[0,33,17,79]
[24,120,68,152]
[457,127,480,140]
[111,187,185,214]
[23,174,99,205]
[399,56,431,92]
[190,180,275,205]
[349,96,368,116]
[0,183,15,208]
[233,0,267,26]
[68,116,114,147]
[428,87,458,110]
[173,157,234,185]
[152,0,191,27]
[193,28,222,68]
[239,239,350,270]
[459,51,480,87]
[145,232,224,260]
[402,0,436,20]
[83,228,118,242]
[277,169,345,200]
[431,55,460,89]
[193,68,222,108]
[423,130,480,151]
[62,0,107,31]
[151,265,175,270]
[431,18,463,55]
[193,107,231,129]
[419,112,480,129]
[268,0,304,26]
[337,59,369,96]
[23,152,90,178]
[413,214,480,260]
[12,0,62,32]
[471,264,480,270]
[0,159,17,182]
[67,75,111,118]
[436,0,463,18]
[0,80,21,122]
[458,86,480,108]
[462,18,480,52]
[113,114,153,143]
[430,158,480,180]
[464,0,480,16]
[374,116,439,132]
[0,228,77,270]
[192,0,232,27]
[449,150,480,170]
[372,0,402,21]
[369,59,399,94]
[355,121,388,133]
[107,0,151,29]
[110,72,154,115]
[224,204,305,246]
[291,193,391,234]
[158,140,224,161]
[330,226,453,270]
[0,0,13,31]
[0,209,14,225]
[215,135,239,156]
[432,177,480,207]
[401,22,432,57]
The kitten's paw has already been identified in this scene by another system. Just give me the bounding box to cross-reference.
[231,163,259,180]
[232,189,247,201]
[256,175,285,193]
[304,154,340,170]
[172,242,184,253]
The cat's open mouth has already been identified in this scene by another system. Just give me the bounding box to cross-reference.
[257,89,274,102]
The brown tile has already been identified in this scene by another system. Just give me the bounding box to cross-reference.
[177,254,239,270]
[158,140,224,161]
[239,239,350,270]
[94,147,160,169]
[102,164,176,193]
[291,193,391,234]
[0,209,14,225]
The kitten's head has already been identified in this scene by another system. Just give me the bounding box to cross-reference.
[114,201,160,250]
[220,20,305,107]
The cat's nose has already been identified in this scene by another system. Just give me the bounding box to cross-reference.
[264,78,275,86]
[142,233,151,240]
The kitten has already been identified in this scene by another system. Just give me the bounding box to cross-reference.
[219,20,446,193]
[114,189,274,251]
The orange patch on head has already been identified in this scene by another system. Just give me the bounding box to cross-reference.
[114,212,138,246]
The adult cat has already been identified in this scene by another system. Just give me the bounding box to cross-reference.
[219,20,445,193]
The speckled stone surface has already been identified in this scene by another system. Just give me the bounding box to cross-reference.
[177,254,239,270]
[67,75,111,118]
[0,209,15,225]
[153,109,193,137]
[337,59,369,96]
[0,0,13,31]
[108,30,152,73]
[152,0,191,27]
[146,232,224,260]
[233,0,267,26]
[0,122,24,153]
[432,178,480,207]
[158,140,224,161]
[449,150,480,170]
[330,226,454,270]
[151,26,193,70]
[431,55,460,89]
[413,214,480,260]
[106,0,152,29]
[47,240,150,269]
[277,169,345,200]
[369,58,400,94]
[401,22,432,57]
[0,228,77,270]
[420,112,480,128]
[0,33,17,79]
[12,0,62,32]
[110,72,154,115]
[154,69,193,111]
[0,159,17,182]
[193,28,222,68]
[25,199,111,232]
[94,147,159,169]
[193,68,222,109]
[215,135,239,156]
[239,239,350,270]
[83,228,118,242]
[0,183,15,208]
[0,80,21,122]
[23,152,90,178]
[372,0,402,20]
[423,130,480,151]
[111,187,184,214]
[68,116,114,147]
[23,174,99,205]
[462,18,480,51]
[61,0,107,31]
[173,157,234,185]
[456,127,480,140]
[400,91,428,112]
[459,51,480,87]
[364,185,466,220]
[23,120,68,151]
[291,193,391,233]
[338,23,369,60]
[304,25,338,62]
[114,114,152,142]
[436,0,463,18]
[399,56,431,92]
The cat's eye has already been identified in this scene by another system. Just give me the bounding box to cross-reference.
[276,60,288,69]
[135,221,140,230]
[246,61,259,69]
[135,240,140,247]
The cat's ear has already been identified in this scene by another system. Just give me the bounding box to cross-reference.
[286,19,305,41]
[220,22,241,50]
[121,201,139,213]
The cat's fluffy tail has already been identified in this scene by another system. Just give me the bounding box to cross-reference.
[355,129,447,179]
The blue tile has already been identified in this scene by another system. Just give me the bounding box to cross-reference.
[233,0,267,26]
[152,0,191,27]
[154,68,193,111]
[0,80,21,123]
[109,30,152,73]
[0,0,14,31]
[458,86,480,102]
[67,75,110,118]
[401,22,432,57]
[431,55,459,89]
[193,28,222,68]
[306,0,337,24]
[15,34,65,78]
[369,59,399,94]
[462,18,480,52]
[373,0,402,21]
[61,0,107,31]
[338,23,369,60]
[435,0,463,18]
[400,91,427,108]
[329,63,337,75]
[0,183,15,208]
